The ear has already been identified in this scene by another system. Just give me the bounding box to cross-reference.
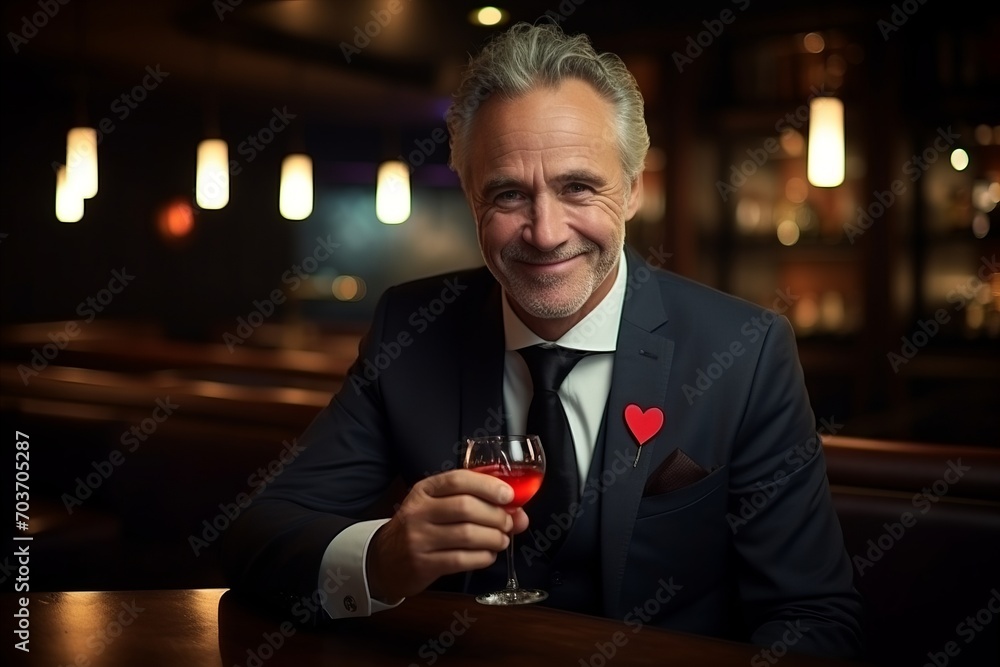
[624,173,643,221]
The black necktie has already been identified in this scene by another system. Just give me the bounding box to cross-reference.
[517,344,594,554]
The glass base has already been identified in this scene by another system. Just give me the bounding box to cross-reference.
[475,588,548,606]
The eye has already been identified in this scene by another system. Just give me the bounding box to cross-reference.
[565,182,591,195]
[494,190,525,207]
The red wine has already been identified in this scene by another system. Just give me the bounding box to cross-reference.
[472,464,543,508]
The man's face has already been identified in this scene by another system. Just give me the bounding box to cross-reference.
[462,78,641,338]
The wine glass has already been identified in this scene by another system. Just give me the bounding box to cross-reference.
[463,434,547,605]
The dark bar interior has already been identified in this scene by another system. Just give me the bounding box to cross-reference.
[1,1,998,666]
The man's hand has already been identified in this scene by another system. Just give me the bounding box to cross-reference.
[366,469,529,602]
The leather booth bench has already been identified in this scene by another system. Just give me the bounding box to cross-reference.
[822,435,1000,667]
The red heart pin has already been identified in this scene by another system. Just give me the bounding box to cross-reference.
[624,404,664,446]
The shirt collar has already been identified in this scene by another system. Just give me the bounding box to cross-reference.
[502,246,627,352]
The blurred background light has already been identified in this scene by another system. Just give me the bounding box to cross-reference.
[195,139,230,210]
[803,32,825,53]
[332,275,366,301]
[777,219,801,245]
[375,160,410,224]
[55,164,84,223]
[66,127,98,199]
[470,6,507,26]
[950,148,969,171]
[279,153,314,220]
[807,97,845,187]
[156,199,195,241]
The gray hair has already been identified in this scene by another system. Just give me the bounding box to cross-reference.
[445,22,649,193]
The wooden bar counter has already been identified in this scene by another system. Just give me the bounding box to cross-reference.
[2,588,870,666]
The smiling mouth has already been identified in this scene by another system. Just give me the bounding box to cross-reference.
[518,252,586,266]
[525,257,573,266]
[517,255,582,271]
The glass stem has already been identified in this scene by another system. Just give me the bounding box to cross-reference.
[505,539,519,591]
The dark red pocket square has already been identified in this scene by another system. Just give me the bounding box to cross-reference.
[644,448,710,496]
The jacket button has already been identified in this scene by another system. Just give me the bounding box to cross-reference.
[551,571,563,586]
[343,595,357,612]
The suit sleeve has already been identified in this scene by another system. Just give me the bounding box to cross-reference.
[219,287,402,619]
[728,314,864,658]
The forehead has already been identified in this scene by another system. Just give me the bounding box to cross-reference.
[466,79,619,174]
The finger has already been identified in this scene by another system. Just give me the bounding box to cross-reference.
[419,521,512,553]
[509,507,529,535]
[407,548,502,583]
[418,469,514,506]
[417,494,514,531]
[425,548,503,572]
[368,525,503,600]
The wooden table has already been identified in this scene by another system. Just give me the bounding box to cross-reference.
[2,588,868,666]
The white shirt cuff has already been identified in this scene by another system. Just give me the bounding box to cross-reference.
[318,518,404,619]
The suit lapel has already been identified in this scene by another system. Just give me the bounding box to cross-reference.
[600,248,674,616]
[459,276,507,452]
[453,275,507,595]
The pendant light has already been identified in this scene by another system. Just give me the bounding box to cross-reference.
[195,39,228,209]
[807,96,845,188]
[55,164,84,223]
[376,160,410,224]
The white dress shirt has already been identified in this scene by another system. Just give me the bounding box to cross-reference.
[500,248,626,485]
[319,248,628,619]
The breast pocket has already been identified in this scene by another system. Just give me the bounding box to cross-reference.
[628,464,731,603]
[635,464,728,519]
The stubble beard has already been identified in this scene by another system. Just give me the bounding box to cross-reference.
[497,238,621,320]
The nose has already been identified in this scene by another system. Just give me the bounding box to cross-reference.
[522,194,570,252]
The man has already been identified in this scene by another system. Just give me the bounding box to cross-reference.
[222,22,864,658]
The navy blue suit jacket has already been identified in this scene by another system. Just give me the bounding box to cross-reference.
[222,246,864,658]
